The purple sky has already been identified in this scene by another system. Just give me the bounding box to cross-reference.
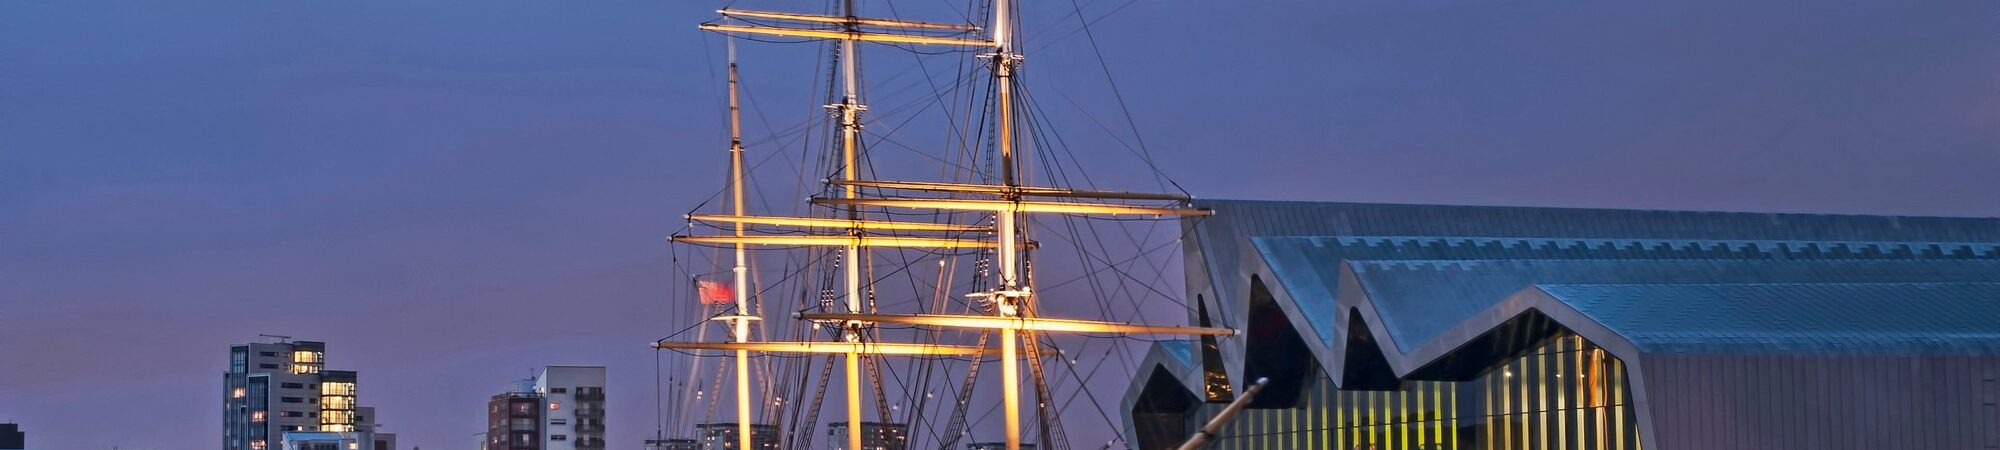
[3,1,1998,449]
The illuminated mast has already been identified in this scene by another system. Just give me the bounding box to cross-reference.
[989,0,1026,446]
[662,7,992,450]
[724,39,755,450]
[835,1,867,449]
[661,3,1237,450]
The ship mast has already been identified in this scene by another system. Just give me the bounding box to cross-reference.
[724,38,757,450]
[663,7,993,450]
[663,3,1237,449]
[835,1,868,449]
[988,0,1025,447]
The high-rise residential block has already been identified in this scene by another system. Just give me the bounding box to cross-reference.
[486,379,543,450]
[224,338,395,450]
[484,366,606,450]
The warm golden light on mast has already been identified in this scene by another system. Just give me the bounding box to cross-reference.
[712,37,756,450]
[671,235,1003,249]
[717,9,980,31]
[699,24,996,47]
[798,313,1239,336]
[686,214,991,232]
[831,2,868,449]
[653,340,992,356]
[988,0,1025,446]
[670,2,1232,449]
[831,179,1193,201]
[814,197,1214,216]
[723,38,755,450]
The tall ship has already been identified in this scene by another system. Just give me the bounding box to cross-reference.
[650,1,1236,449]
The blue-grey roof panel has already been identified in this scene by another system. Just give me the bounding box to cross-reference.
[1184,200,2000,310]
[1251,232,2000,351]
[1540,283,2000,353]
[1349,259,2000,352]
[1194,199,2000,309]
[1252,239,1345,343]
[1201,200,2000,362]
[1155,339,1194,367]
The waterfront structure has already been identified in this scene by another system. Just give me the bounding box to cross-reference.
[0,423,21,450]
[692,423,778,450]
[225,339,394,450]
[1122,200,2000,449]
[827,422,908,450]
[484,366,606,450]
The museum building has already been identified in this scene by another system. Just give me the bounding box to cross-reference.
[1123,200,2000,450]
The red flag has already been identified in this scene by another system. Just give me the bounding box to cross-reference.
[697,280,735,304]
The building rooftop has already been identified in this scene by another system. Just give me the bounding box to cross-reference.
[1540,282,2000,352]
[1169,198,2000,390]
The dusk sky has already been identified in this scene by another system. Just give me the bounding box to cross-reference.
[4,1,1997,449]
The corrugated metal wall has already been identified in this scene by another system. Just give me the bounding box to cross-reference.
[1638,353,2000,450]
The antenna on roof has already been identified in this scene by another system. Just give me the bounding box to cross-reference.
[258,334,292,343]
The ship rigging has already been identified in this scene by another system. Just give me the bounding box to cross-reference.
[653,1,1233,449]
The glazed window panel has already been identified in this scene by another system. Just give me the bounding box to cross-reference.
[1200,334,1641,450]
[321,381,355,396]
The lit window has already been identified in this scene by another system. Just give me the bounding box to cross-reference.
[250,411,266,422]
[233,387,247,399]
[321,381,356,396]
[548,402,560,410]
[290,350,323,374]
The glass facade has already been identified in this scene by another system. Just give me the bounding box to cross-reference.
[248,377,271,441]
[320,374,358,432]
[292,350,324,375]
[1196,336,1641,450]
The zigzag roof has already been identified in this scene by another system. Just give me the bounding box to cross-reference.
[1175,199,2000,392]
[1189,199,2000,309]
[1346,258,2000,352]
[1540,282,2000,353]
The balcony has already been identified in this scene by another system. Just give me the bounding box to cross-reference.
[574,408,605,417]
[575,424,605,433]
[574,391,605,401]
[575,438,606,449]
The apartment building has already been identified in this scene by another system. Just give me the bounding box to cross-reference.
[484,366,606,450]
